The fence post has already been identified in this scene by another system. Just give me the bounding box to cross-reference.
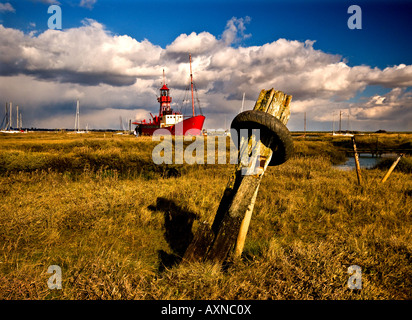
[381,154,404,183]
[352,136,362,185]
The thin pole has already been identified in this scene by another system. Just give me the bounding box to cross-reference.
[74,102,77,131]
[352,136,362,185]
[9,102,12,130]
[381,154,404,183]
[241,92,245,113]
[189,54,195,117]
[339,110,342,133]
[75,100,80,132]
[78,100,80,132]
[347,112,350,133]
[304,111,306,139]
[5,102,8,130]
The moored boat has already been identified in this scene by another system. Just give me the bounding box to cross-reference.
[133,54,205,136]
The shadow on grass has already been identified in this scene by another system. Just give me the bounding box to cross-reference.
[148,197,197,272]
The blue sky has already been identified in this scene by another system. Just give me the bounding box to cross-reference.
[4,0,411,68]
[0,0,411,131]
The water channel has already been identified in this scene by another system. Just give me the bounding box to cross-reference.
[333,153,397,171]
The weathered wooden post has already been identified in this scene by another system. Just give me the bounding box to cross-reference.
[381,154,404,183]
[352,136,362,185]
[234,184,260,259]
[183,89,293,264]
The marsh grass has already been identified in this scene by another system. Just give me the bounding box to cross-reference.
[0,132,411,299]
[374,156,412,174]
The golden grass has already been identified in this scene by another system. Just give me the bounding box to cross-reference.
[0,132,411,299]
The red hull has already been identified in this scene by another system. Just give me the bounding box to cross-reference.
[137,115,205,136]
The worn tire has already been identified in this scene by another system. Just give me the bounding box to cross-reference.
[231,110,294,166]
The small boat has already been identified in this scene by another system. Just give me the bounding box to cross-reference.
[133,54,205,136]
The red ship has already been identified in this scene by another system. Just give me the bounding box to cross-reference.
[133,54,205,136]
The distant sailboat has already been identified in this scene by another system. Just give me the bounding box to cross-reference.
[1,102,23,133]
[240,92,245,113]
[74,100,86,133]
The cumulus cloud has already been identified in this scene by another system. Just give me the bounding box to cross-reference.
[0,19,162,86]
[360,64,412,88]
[79,0,97,10]
[164,31,219,63]
[32,0,60,4]
[221,16,251,45]
[350,88,412,121]
[0,2,15,12]
[0,17,411,130]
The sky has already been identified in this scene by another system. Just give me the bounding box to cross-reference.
[0,0,411,131]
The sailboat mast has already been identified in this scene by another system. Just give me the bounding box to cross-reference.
[189,54,195,117]
[75,99,80,132]
[241,92,245,113]
[9,102,12,130]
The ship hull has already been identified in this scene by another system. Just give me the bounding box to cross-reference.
[138,115,205,136]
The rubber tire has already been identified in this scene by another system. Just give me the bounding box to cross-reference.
[231,110,294,166]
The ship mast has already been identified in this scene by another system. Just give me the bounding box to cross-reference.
[158,70,171,117]
[75,99,80,133]
[189,53,195,117]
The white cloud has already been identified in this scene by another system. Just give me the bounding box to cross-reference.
[359,64,412,88]
[0,20,162,85]
[221,16,251,45]
[32,0,60,4]
[79,0,97,10]
[0,17,411,130]
[165,31,219,57]
[0,2,15,13]
[350,88,412,121]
